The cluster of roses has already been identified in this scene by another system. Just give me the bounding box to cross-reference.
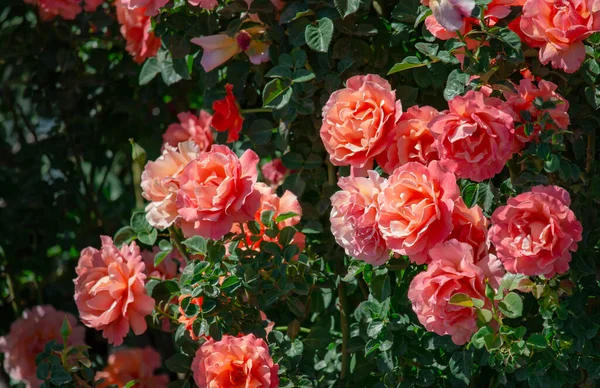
[425,0,600,74]
[1,103,290,387]
[324,74,582,344]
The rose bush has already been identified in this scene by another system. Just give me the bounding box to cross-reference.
[3,0,600,386]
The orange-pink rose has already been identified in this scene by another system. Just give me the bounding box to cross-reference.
[519,0,600,73]
[330,171,389,265]
[176,145,261,240]
[192,333,279,388]
[141,247,180,280]
[115,2,161,64]
[489,185,583,277]
[0,305,85,388]
[24,0,82,20]
[320,74,401,171]
[163,111,213,151]
[141,141,200,230]
[376,161,460,264]
[408,239,494,345]
[73,236,155,346]
[95,347,168,388]
[429,90,515,182]
[449,198,489,262]
[261,158,288,188]
[376,105,440,174]
[119,0,168,16]
[231,182,305,253]
[503,79,570,152]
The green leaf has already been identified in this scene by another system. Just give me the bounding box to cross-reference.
[165,353,191,374]
[154,250,170,267]
[495,28,523,62]
[137,229,157,246]
[280,1,313,24]
[220,275,241,290]
[291,48,307,68]
[450,350,473,384]
[415,42,439,58]
[50,369,72,385]
[498,273,533,294]
[278,226,297,246]
[334,0,360,18]
[477,308,493,323]
[305,18,334,53]
[265,66,293,79]
[387,56,426,75]
[471,325,494,349]
[444,69,470,101]
[448,293,474,308]
[60,317,72,343]
[275,212,299,223]
[182,236,207,255]
[287,297,305,317]
[527,333,547,350]
[498,292,523,319]
[292,69,315,83]
[367,320,384,338]
[168,380,191,388]
[248,119,274,145]
[544,154,560,173]
[262,78,293,109]
[282,152,304,169]
[131,211,152,234]
[139,58,161,85]
[124,380,138,388]
[114,226,136,247]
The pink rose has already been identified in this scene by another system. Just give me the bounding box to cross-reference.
[429,90,515,182]
[408,240,493,345]
[24,0,81,20]
[519,0,600,73]
[448,198,489,262]
[0,305,85,388]
[141,141,200,230]
[192,334,279,388]
[188,0,218,8]
[377,161,460,264]
[320,74,401,171]
[503,79,570,152]
[231,182,305,253]
[95,347,168,388]
[119,0,168,16]
[73,236,155,346]
[376,105,440,174]
[115,2,161,64]
[176,145,261,240]
[422,0,476,31]
[489,185,583,277]
[163,111,213,151]
[330,171,389,266]
[261,158,288,188]
[141,247,180,279]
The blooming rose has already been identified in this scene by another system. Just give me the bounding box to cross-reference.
[141,247,180,279]
[330,171,389,266]
[519,0,600,73]
[191,28,270,73]
[24,0,81,20]
[176,145,261,240]
[163,111,213,151]
[177,295,204,340]
[376,105,440,173]
[503,79,570,152]
[188,0,218,8]
[408,239,494,345]
[231,182,305,253]
[192,334,279,388]
[429,90,515,182]
[209,84,244,143]
[95,347,168,388]
[0,305,85,388]
[74,236,155,346]
[377,161,460,264]
[119,0,167,16]
[320,74,401,171]
[141,141,200,230]
[261,158,288,188]
[115,2,161,64]
[421,0,476,31]
[489,185,583,277]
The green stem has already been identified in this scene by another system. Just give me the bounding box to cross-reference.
[155,304,179,323]
[5,273,19,316]
[274,325,312,334]
[169,226,190,263]
[338,280,350,382]
[241,108,272,114]
[456,31,479,65]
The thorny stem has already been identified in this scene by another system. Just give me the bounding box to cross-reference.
[169,226,190,263]
[241,108,272,114]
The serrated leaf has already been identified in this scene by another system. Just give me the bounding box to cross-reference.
[182,236,207,255]
[498,292,523,319]
[450,350,473,384]
[305,18,334,53]
[387,57,426,75]
[262,78,292,109]
[114,226,136,247]
[334,0,360,18]
[139,58,161,85]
